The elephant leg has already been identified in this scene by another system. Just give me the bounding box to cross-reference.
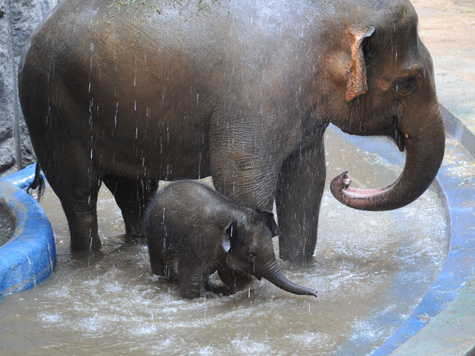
[217,266,252,292]
[62,199,101,251]
[103,175,158,242]
[45,164,102,251]
[276,139,326,262]
[178,261,207,299]
[147,246,166,276]
[209,141,278,210]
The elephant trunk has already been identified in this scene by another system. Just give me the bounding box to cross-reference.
[330,105,445,211]
[259,260,317,297]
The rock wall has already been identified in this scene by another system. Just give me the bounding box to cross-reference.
[0,0,58,177]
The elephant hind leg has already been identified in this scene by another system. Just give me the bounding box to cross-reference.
[45,166,102,251]
[150,258,175,280]
[148,250,177,280]
[103,175,158,243]
[62,201,101,251]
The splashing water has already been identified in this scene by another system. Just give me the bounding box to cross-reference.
[0,128,450,355]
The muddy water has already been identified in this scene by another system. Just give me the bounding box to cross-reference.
[0,128,450,355]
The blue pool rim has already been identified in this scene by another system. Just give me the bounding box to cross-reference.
[0,165,55,299]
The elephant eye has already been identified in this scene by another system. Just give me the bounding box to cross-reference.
[394,76,419,96]
[248,252,257,261]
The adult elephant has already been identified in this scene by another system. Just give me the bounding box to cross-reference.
[19,0,445,261]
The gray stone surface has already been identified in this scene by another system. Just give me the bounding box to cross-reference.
[0,0,58,177]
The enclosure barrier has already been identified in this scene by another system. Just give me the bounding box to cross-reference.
[0,165,55,298]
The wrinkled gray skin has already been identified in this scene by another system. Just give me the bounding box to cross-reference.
[145,181,317,299]
[19,0,445,261]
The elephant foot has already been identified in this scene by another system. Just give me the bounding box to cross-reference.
[70,236,102,251]
[279,244,316,264]
[125,232,147,245]
[205,282,236,297]
[69,248,105,267]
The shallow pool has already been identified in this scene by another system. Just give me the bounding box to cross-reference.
[0,127,451,355]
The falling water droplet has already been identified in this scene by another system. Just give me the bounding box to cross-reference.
[114,102,119,128]
[198,152,201,179]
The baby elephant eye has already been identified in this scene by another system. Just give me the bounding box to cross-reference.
[394,76,419,96]
[248,252,257,261]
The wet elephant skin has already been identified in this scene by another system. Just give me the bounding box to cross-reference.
[144,181,317,299]
[19,0,444,261]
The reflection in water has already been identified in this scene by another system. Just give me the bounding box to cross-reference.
[0,128,450,355]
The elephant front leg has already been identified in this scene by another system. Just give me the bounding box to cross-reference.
[276,140,326,262]
[178,266,208,299]
[217,265,252,292]
[103,175,158,243]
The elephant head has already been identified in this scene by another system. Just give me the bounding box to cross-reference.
[324,2,445,210]
[221,210,317,297]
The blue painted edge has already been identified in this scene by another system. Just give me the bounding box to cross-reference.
[330,118,475,354]
[0,164,56,299]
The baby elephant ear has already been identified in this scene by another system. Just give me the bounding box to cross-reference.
[345,25,375,102]
[222,220,237,253]
[258,210,281,237]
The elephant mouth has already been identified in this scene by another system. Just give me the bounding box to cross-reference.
[390,116,406,152]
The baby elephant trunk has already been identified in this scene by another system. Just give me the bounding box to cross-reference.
[260,261,317,297]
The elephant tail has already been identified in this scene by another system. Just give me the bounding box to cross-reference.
[27,162,45,202]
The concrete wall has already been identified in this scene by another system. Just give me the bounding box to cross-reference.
[0,0,59,177]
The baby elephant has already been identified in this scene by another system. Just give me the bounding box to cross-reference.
[144,181,317,299]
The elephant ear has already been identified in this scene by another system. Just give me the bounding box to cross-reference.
[345,25,375,102]
[222,220,238,253]
[257,210,281,237]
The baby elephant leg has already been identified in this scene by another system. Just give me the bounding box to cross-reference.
[178,262,207,299]
[217,267,252,292]
[150,258,177,281]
